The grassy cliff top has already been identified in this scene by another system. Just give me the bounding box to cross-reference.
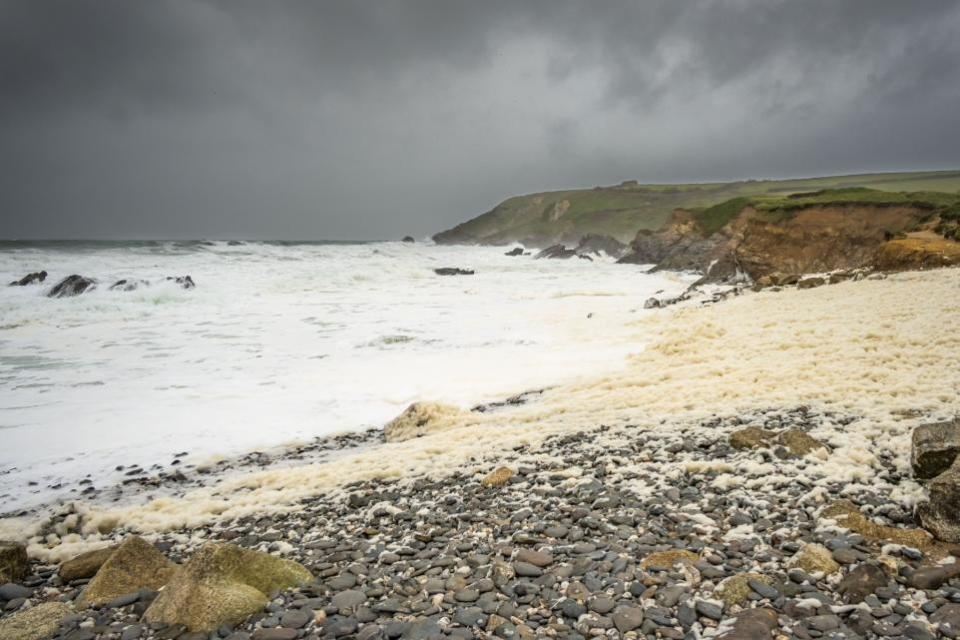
[433,170,960,246]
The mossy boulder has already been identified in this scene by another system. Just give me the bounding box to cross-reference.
[729,427,776,450]
[788,543,840,576]
[778,429,828,457]
[60,545,117,582]
[822,500,933,549]
[143,543,312,632]
[716,572,773,606]
[383,402,464,443]
[0,602,73,640]
[729,427,827,458]
[640,549,699,571]
[77,536,176,606]
[481,467,514,487]
[0,540,28,583]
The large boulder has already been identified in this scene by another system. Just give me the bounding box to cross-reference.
[0,540,28,583]
[837,564,890,603]
[59,545,117,582]
[917,458,960,543]
[143,543,311,632]
[8,271,47,286]
[0,602,73,640]
[48,274,97,298]
[912,420,960,480]
[383,402,464,443]
[77,536,176,606]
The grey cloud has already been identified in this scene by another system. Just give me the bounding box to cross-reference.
[0,0,959,239]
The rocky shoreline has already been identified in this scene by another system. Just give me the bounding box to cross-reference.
[3,405,960,640]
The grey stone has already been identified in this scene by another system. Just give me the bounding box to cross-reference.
[513,562,542,577]
[0,583,31,600]
[912,420,960,479]
[695,600,723,621]
[837,564,889,603]
[280,608,312,629]
[332,589,366,610]
[611,606,644,633]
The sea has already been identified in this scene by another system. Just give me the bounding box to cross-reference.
[0,240,693,511]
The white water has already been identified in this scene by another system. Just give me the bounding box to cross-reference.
[0,241,692,511]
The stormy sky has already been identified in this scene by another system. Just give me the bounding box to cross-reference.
[2,1,960,240]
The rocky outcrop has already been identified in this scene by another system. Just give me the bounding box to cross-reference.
[434,267,474,276]
[59,545,117,582]
[574,234,628,259]
[142,543,311,632]
[47,274,97,298]
[77,536,177,606]
[917,458,960,543]
[504,247,524,256]
[912,420,960,479]
[0,602,73,640]
[874,236,960,271]
[8,271,47,286]
[0,540,28,583]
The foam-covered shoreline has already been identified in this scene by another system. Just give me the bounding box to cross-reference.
[3,268,958,562]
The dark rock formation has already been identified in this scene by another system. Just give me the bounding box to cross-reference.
[401,236,415,243]
[504,247,524,256]
[434,268,474,276]
[574,234,628,259]
[534,245,576,260]
[836,564,889,603]
[912,420,960,480]
[8,271,47,286]
[47,274,97,298]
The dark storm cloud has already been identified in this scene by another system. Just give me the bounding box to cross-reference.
[1,0,959,239]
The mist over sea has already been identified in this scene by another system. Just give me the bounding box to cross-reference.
[0,240,692,512]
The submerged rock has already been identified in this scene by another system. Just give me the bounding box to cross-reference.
[78,536,177,606]
[47,274,97,298]
[8,271,47,286]
[0,601,73,640]
[917,458,960,542]
[0,540,28,583]
[434,267,475,276]
[401,236,415,243]
[110,278,150,292]
[143,543,312,632]
[59,545,117,582]
[166,275,196,289]
[504,247,524,256]
[912,420,960,480]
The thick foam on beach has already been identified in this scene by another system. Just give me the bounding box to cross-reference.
[3,268,959,561]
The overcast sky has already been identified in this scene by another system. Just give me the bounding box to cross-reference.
[2,1,960,240]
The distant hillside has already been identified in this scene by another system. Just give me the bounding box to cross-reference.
[432,170,960,247]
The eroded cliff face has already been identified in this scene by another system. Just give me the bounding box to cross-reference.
[620,203,960,280]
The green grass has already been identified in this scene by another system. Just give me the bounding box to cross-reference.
[435,170,960,244]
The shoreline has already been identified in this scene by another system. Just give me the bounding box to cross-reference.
[1,267,960,639]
